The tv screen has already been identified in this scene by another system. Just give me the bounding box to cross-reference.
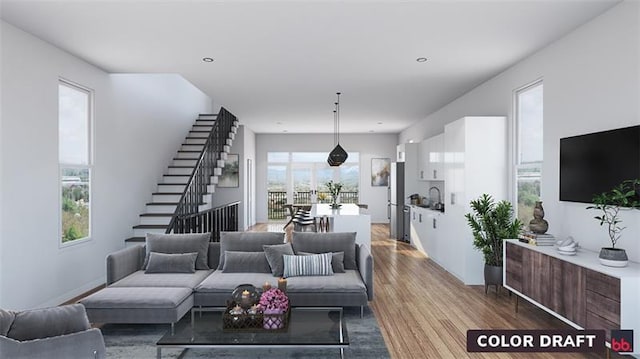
[559,125,640,203]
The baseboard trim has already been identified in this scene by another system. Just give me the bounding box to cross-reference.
[33,277,106,309]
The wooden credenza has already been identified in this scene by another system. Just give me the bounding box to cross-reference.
[504,240,640,354]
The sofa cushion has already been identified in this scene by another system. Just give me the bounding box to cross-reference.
[299,251,345,273]
[81,287,192,309]
[110,269,213,288]
[217,232,284,270]
[195,271,277,293]
[6,304,90,341]
[292,232,357,269]
[263,243,294,277]
[145,252,197,273]
[222,251,271,273]
[144,233,210,270]
[283,253,334,278]
[285,270,366,293]
[0,309,15,336]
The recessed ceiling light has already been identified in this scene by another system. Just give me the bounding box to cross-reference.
[416,57,428,63]
[377,122,383,125]
[202,57,214,62]
[409,139,414,143]
[369,130,375,133]
[276,121,282,125]
[283,130,288,133]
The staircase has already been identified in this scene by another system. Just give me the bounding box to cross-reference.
[126,109,239,244]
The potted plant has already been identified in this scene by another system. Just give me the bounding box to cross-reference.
[326,180,343,208]
[465,194,522,294]
[587,179,640,267]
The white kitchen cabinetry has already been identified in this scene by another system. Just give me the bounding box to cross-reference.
[410,206,443,261]
[438,116,508,285]
[409,206,427,250]
[418,133,444,181]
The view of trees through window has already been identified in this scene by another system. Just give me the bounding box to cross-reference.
[267,152,360,219]
[59,80,92,243]
[515,81,543,226]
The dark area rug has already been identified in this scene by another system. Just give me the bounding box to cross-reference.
[101,306,390,358]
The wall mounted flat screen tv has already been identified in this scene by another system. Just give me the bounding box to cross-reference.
[559,125,640,203]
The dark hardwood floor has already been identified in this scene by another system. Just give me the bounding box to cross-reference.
[250,222,624,359]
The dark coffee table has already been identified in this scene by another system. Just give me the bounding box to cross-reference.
[156,307,349,358]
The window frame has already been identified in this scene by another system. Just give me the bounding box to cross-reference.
[58,78,94,247]
[513,79,543,225]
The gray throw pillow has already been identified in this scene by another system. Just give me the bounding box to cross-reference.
[7,304,90,341]
[144,233,210,270]
[298,251,345,273]
[145,252,197,273]
[291,232,357,269]
[263,243,294,277]
[217,232,285,270]
[283,253,334,277]
[222,251,271,273]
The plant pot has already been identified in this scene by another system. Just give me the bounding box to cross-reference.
[484,264,503,294]
[599,247,628,268]
[263,308,285,330]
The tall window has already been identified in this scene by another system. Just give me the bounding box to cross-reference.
[59,80,93,244]
[267,152,360,220]
[515,81,543,226]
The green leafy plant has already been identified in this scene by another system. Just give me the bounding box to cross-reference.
[326,180,342,197]
[465,194,523,266]
[586,179,640,248]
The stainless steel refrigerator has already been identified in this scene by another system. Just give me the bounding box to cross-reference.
[388,162,407,241]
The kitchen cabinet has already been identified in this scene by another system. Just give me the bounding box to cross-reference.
[437,116,507,285]
[418,133,444,181]
[410,206,442,261]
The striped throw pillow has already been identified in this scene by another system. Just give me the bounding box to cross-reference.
[282,252,334,278]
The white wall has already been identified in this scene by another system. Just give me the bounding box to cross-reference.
[399,1,640,262]
[255,133,397,223]
[210,125,257,230]
[0,21,212,309]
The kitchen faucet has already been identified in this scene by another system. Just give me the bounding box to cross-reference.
[429,186,441,206]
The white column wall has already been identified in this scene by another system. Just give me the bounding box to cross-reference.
[0,21,212,309]
[398,2,640,262]
[255,133,397,224]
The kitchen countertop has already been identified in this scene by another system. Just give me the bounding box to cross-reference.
[311,203,364,217]
[409,204,445,213]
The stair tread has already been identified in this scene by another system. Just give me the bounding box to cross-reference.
[173,158,199,161]
[189,130,210,133]
[133,224,168,229]
[125,237,145,243]
[185,137,208,140]
[192,124,213,127]
[168,165,194,168]
[159,183,188,186]
[177,150,201,153]
[164,174,190,177]
[152,192,183,195]
[140,213,174,217]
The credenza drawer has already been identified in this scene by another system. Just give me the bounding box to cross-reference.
[586,290,620,325]
[586,311,619,341]
[586,269,620,302]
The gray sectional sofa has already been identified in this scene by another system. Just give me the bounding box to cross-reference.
[81,231,373,327]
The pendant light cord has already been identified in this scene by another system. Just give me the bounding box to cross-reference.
[336,92,341,144]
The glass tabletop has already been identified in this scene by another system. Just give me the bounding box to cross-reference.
[157,307,349,347]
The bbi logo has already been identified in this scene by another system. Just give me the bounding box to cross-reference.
[611,330,633,353]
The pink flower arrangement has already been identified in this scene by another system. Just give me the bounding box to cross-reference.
[259,288,289,312]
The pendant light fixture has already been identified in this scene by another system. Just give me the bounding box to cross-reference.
[327,92,348,166]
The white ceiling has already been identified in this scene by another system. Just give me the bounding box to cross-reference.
[1,0,619,134]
